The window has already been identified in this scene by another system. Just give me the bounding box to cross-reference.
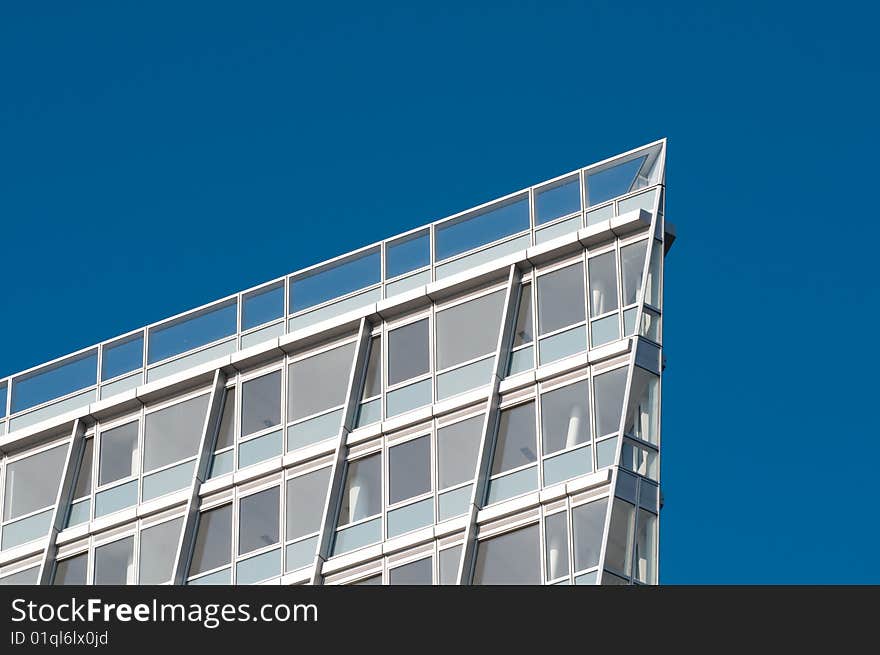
[11,350,97,414]
[513,285,533,347]
[645,242,661,308]
[241,370,281,437]
[620,241,648,306]
[139,517,183,584]
[3,444,67,521]
[535,176,581,225]
[54,553,87,585]
[491,403,537,475]
[625,368,659,444]
[94,536,135,585]
[572,498,607,572]
[99,422,138,486]
[290,248,381,313]
[337,454,382,526]
[387,319,429,386]
[439,545,462,585]
[286,468,331,541]
[350,574,382,585]
[101,334,143,381]
[242,283,284,331]
[144,394,210,472]
[389,436,431,504]
[361,337,382,400]
[594,368,627,437]
[540,380,590,455]
[386,231,430,279]
[588,252,619,316]
[586,156,646,206]
[389,556,432,585]
[288,342,356,421]
[239,487,280,556]
[634,509,657,584]
[190,504,232,577]
[435,195,529,261]
[621,440,658,480]
[435,290,505,370]
[72,439,94,499]
[437,415,483,489]
[474,524,541,585]
[537,263,585,335]
[0,567,38,585]
[216,389,235,450]
[148,300,237,365]
[545,512,569,581]
[605,498,635,576]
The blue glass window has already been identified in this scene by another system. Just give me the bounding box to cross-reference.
[148,301,237,365]
[101,334,144,381]
[386,230,430,279]
[0,382,6,419]
[290,248,381,313]
[535,177,581,225]
[435,195,529,261]
[242,283,284,330]
[586,156,646,206]
[11,350,98,414]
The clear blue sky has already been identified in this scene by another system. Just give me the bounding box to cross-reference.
[1,2,876,583]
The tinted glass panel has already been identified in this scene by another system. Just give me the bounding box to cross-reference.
[439,545,462,585]
[99,421,138,486]
[12,350,98,414]
[573,499,607,572]
[101,335,144,381]
[473,524,541,585]
[589,252,619,316]
[243,284,284,331]
[361,337,382,400]
[537,264,585,335]
[390,557,432,585]
[190,505,232,576]
[148,301,237,364]
[513,284,533,347]
[605,498,635,575]
[389,435,431,504]
[94,536,134,585]
[54,553,87,585]
[386,231,430,279]
[289,342,355,421]
[3,444,66,520]
[545,512,569,580]
[337,454,381,526]
[438,414,482,489]
[139,517,183,584]
[387,319,429,386]
[491,403,537,475]
[436,290,505,370]
[286,468,331,541]
[435,195,529,261]
[0,383,6,418]
[291,249,381,313]
[241,371,281,437]
[144,395,210,472]
[535,177,581,225]
[72,438,94,499]
[216,389,235,450]
[541,380,591,455]
[594,368,628,437]
[621,241,648,306]
[239,487,280,556]
[586,156,646,206]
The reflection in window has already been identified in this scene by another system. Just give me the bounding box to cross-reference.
[634,509,657,584]
[491,403,537,475]
[139,517,183,584]
[621,440,658,480]
[540,380,590,455]
[288,342,355,421]
[594,368,628,437]
[537,264,585,335]
[588,252,619,316]
[94,536,135,585]
[361,337,382,400]
[586,156,646,206]
[241,371,281,437]
[436,291,505,370]
[99,422,138,486]
[239,487,280,556]
[513,284,533,347]
[3,445,67,521]
[286,468,331,541]
[605,498,635,576]
[389,436,431,505]
[337,454,382,526]
[620,241,648,306]
[572,498,607,572]
[438,415,483,489]
[144,395,209,472]
[545,512,569,581]
[389,557,432,585]
[72,438,94,500]
[625,368,660,445]
[435,195,529,261]
[216,389,236,450]
[190,504,232,577]
[645,241,661,308]
[148,301,236,365]
[386,231,430,279]
[474,524,541,584]
[54,553,88,585]
[290,248,381,313]
[535,176,581,225]
[387,319,429,386]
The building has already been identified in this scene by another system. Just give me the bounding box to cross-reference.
[0,140,671,585]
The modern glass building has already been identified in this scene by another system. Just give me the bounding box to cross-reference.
[0,140,671,585]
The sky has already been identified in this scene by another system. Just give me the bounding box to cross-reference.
[1,2,877,583]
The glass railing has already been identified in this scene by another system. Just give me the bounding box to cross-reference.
[0,141,665,432]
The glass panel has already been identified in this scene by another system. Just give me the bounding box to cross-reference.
[331,517,381,555]
[148,301,237,365]
[626,368,660,444]
[573,498,607,572]
[438,414,483,489]
[287,410,341,451]
[436,290,505,370]
[438,484,471,521]
[435,234,529,280]
[190,505,232,577]
[436,356,493,400]
[142,460,195,500]
[216,389,235,450]
[286,467,331,541]
[241,322,285,349]
[361,336,382,400]
[94,536,135,585]
[575,571,598,585]
[291,248,380,313]
[385,378,431,417]
[640,309,660,342]
[545,512,569,581]
[435,195,529,261]
[588,252,619,316]
[618,188,657,215]
[386,270,431,297]
[491,403,537,475]
[66,499,90,527]
[596,437,618,469]
[146,340,236,383]
[208,450,233,478]
[188,568,231,585]
[590,315,619,347]
[586,156,646,206]
[10,389,96,434]
[389,435,430,504]
[507,346,534,376]
[350,574,382,585]
[285,536,317,572]
[605,498,635,576]
[387,319,429,386]
[241,370,281,438]
[389,557,432,585]
[144,395,209,472]
[337,454,381,526]
[535,215,581,243]
[543,445,592,486]
[288,342,355,421]
[11,350,97,414]
[513,284,533,347]
[54,553,87,585]
[537,263,585,335]
[586,203,614,226]
[237,547,281,584]
[594,368,627,437]
[439,545,462,585]
[535,176,581,225]
[355,399,381,427]
[541,380,590,455]
[139,517,183,584]
[0,383,6,418]
[3,444,67,521]
[386,497,433,537]
[238,429,282,468]
[239,487,280,556]
[539,326,587,365]
[94,480,137,517]
[289,287,381,332]
[100,372,141,400]
[72,438,93,500]
[621,441,658,480]
[621,240,648,306]
[242,283,284,331]
[1,509,53,549]
[0,566,38,585]
[473,523,541,585]
[646,242,661,308]
[486,466,538,505]
[634,509,657,584]
[623,308,637,336]
[386,230,430,279]
[101,334,144,381]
